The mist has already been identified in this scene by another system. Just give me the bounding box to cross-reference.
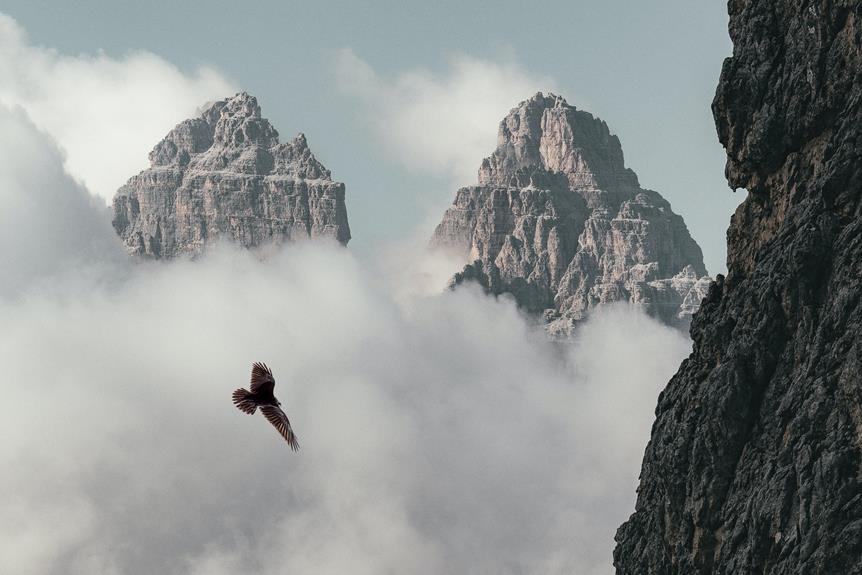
[334,49,556,193]
[0,235,690,575]
[0,12,234,203]
[0,29,692,575]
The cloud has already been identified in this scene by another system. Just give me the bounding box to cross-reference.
[0,239,689,574]
[0,12,235,203]
[334,48,556,189]
[0,104,125,298]
[0,25,689,574]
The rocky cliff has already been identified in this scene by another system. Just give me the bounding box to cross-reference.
[112,93,350,257]
[615,2,862,573]
[431,93,709,332]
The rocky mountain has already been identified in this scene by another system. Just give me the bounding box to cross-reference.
[431,93,710,332]
[615,2,862,573]
[112,93,350,258]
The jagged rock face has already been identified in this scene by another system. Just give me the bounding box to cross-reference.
[112,93,350,258]
[432,93,708,331]
[615,3,862,574]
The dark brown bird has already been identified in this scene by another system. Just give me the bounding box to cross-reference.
[232,362,300,451]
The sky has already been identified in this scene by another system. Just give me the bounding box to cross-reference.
[0,3,739,573]
[1,0,741,273]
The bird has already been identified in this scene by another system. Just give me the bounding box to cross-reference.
[232,362,300,451]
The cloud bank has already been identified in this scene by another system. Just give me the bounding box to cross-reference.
[0,105,125,298]
[0,108,690,574]
[0,26,690,575]
[334,49,556,189]
[1,251,689,575]
[0,12,235,203]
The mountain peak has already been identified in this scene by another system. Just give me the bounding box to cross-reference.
[478,93,639,190]
[211,92,279,148]
[115,93,350,258]
[433,92,707,332]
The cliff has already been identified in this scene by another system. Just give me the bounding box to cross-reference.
[112,93,350,257]
[615,2,862,573]
[432,93,709,332]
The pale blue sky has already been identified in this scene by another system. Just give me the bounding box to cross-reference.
[3,0,742,273]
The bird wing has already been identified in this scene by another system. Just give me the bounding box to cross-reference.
[259,405,300,451]
[232,388,257,414]
[249,362,275,394]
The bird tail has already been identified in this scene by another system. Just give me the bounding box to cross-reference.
[232,388,257,414]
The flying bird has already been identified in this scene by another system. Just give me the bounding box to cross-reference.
[232,362,300,451]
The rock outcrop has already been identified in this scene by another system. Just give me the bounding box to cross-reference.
[431,93,709,332]
[615,2,862,573]
[112,93,350,257]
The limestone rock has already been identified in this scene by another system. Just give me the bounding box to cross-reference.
[432,93,709,330]
[112,92,350,258]
[614,2,862,573]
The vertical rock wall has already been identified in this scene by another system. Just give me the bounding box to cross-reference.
[615,3,862,573]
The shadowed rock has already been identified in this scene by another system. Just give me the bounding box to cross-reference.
[615,2,862,573]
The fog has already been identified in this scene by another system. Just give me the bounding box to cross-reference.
[0,13,234,203]
[0,40,691,575]
[0,244,689,574]
[334,48,556,192]
[0,106,125,298]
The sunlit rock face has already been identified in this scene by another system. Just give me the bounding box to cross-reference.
[112,92,350,258]
[432,93,709,332]
[615,2,862,573]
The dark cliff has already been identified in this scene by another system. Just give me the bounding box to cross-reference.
[615,2,862,573]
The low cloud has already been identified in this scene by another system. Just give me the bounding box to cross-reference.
[0,12,235,203]
[1,30,689,575]
[0,104,124,298]
[334,48,556,189]
[0,119,688,569]
[0,236,689,574]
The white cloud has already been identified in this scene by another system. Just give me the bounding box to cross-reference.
[334,48,556,189]
[0,25,689,574]
[0,104,125,298]
[0,240,689,574]
[0,12,235,203]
